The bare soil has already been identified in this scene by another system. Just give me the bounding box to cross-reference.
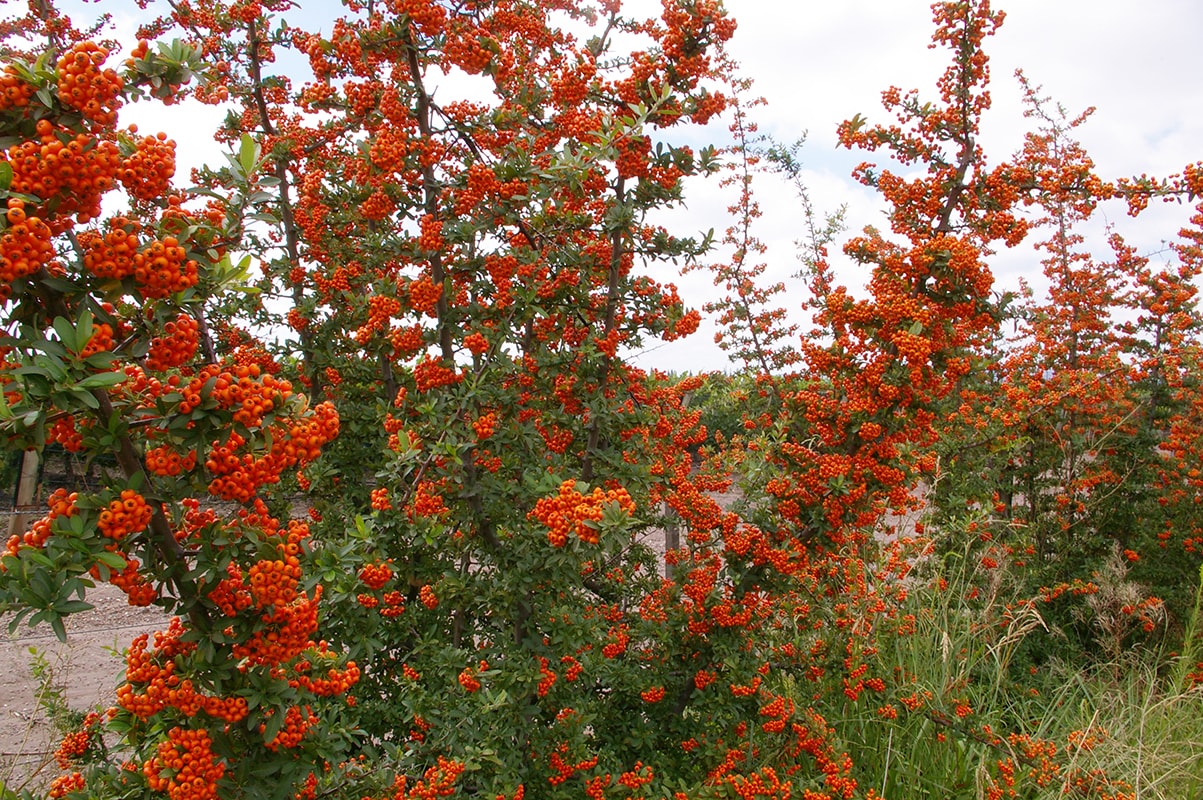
[0,583,170,793]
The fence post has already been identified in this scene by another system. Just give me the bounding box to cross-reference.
[7,450,40,540]
[663,500,679,580]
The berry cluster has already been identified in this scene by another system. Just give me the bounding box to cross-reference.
[536,657,556,697]
[79,218,198,296]
[145,444,198,477]
[601,625,629,659]
[3,488,77,558]
[390,324,425,356]
[79,217,145,280]
[462,331,488,355]
[98,489,153,543]
[261,705,316,751]
[370,487,392,510]
[232,586,322,666]
[95,555,157,606]
[0,65,34,111]
[6,121,121,232]
[289,648,361,696]
[119,131,177,201]
[416,214,444,253]
[78,321,115,358]
[359,189,394,221]
[117,620,249,722]
[379,591,406,617]
[442,24,493,75]
[0,199,56,290]
[640,686,665,703]
[53,712,100,768]
[118,613,228,721]
[47,414,85,452]
[757,693,795,734]
[134,236,197,298]
[359,561,393,590]
[203,363,287,426]
[145,313,199,371]
[207,563,256,617]
[56,42,123,125]
[47,772,85,799]
[458,665,481,693]
[247,556,301,608]
[471,412,496,440]
[142,727,225,800]
[410,480,448,518]
[529,480,636,547]
[380,757,464,800]
[408,276,442,315]
[356,293,402,344]
[177,366,338,502]
[547,743,598,787]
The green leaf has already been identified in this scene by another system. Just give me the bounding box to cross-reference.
[0,161,12,191]
[34,339,68,362]
[71,388,100,410]
[9,364,49,379]
[239,133,258,177]
[94,551,129,569]
[49,614,67,643]
[41,276,81,294]
[262,707,287,744]
[76,371,126,390]
[6,606,32,634]
[24,548,54,569]
[51,316,77,352]
[84,351,119,370]
[75,309,94,350]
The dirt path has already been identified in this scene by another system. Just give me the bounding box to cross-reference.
[0,583,170,792]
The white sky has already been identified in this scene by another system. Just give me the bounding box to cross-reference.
[635,0,1203,372]
[76,1,1203,373]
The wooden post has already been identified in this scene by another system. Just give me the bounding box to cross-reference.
[663,500,679,580]
[7,449,39,540]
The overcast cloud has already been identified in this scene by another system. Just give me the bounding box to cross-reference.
[638,0,1203,371]
[70,1,1203,372]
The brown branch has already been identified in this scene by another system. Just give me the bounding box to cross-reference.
[581,176,626,484]
[31,271,210,632]
[245,17,323,400]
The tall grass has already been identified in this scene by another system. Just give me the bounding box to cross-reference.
[810,540,1203,799]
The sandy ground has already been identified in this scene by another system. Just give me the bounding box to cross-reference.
[0,583,170,793]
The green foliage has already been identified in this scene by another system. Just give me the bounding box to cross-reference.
[683,371,752,448]
[3,1,1203,798]
[816,527,1203,799]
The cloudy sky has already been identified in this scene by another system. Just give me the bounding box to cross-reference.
[636,0,1203,372]
[89,1,1203,373]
